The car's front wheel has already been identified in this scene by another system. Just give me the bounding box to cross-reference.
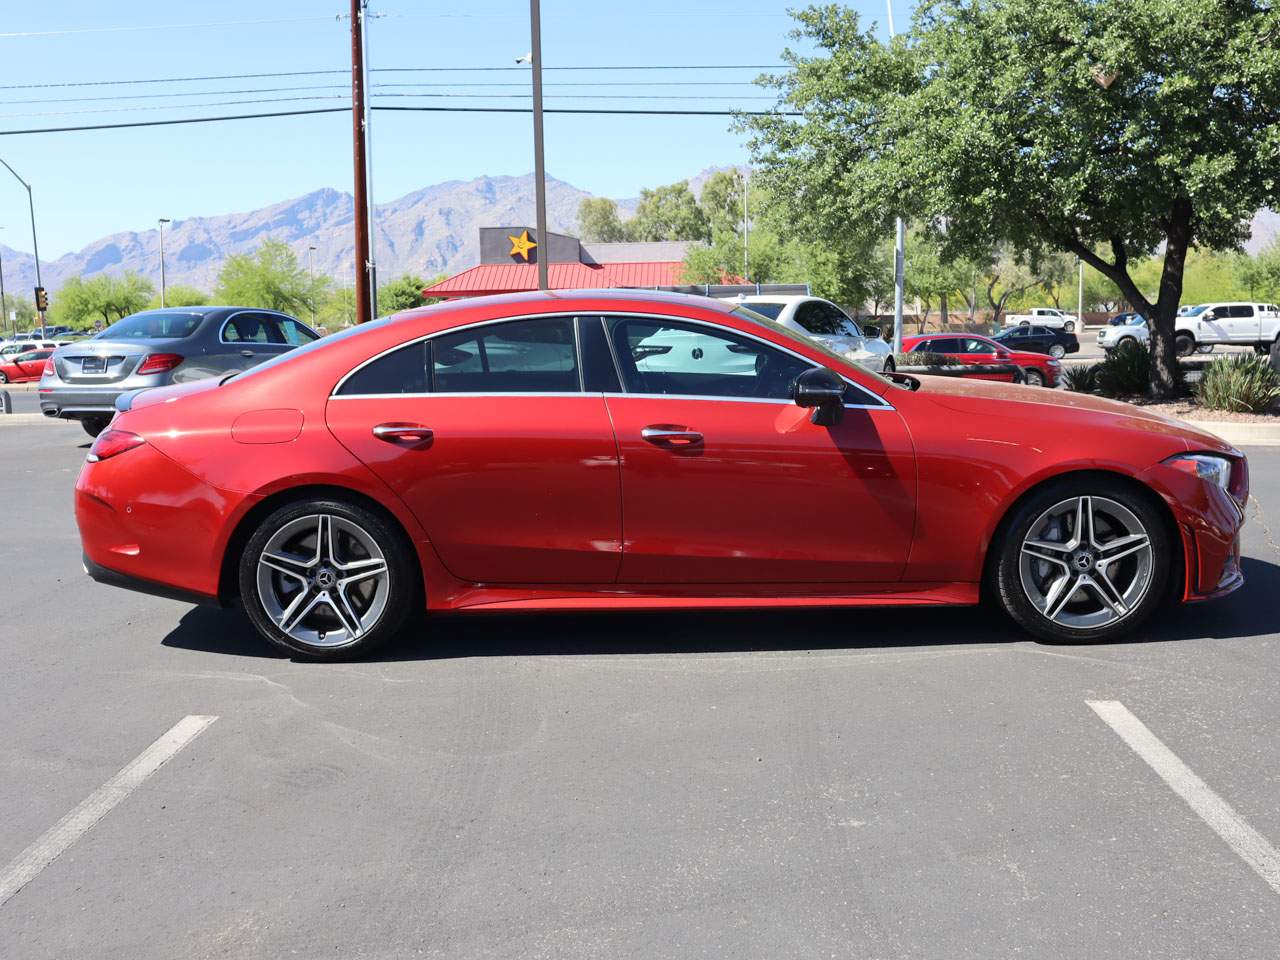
[1048,344,1066,359]
[0,371,7,384]
[992,478,1171,643]
[238,498,419,659]
[1023,369,1046,387]
[1175,333,1196,357]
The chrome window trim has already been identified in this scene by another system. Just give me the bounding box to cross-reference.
[329,309,893,410]
[218,309,319,347]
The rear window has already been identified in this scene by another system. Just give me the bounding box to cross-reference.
[95,311,205,340]
[741,302,785,320]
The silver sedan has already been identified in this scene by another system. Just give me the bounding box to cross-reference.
[40,307,319,436]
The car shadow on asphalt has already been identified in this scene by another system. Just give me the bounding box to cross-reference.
[159,556,1280,662]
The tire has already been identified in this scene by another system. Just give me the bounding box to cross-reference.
[1116,336,1136,350]
[1175,333,1195,357]
[1023,369,1045,387]
[882,356,895,373]
[238,498,419,659]
[991,477,1171,643]
[0,372,7,384]
[80,415,111,438]
[1019,320,1030,327]
[1063,321,1075,333]
[1048,344,1066,359]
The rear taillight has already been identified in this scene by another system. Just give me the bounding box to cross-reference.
[87,429,145,462]
[136,353,183,375]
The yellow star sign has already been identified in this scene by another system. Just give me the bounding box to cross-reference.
[508,229,537,261]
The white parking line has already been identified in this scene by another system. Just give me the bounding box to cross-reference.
[1088,700,1280,896]
[0,715,217,908]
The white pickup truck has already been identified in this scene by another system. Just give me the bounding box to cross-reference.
[1173,302,1280,356]
[1002,307,1080,333]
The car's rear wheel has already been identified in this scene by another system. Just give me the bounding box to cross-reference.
[1048,344,1066,359]
[992,478,1171,643]
[1063,321,1075,333]
[1116,336,1136,350]
[0,371,7,384]
[238,498,418,659]
[1023,369,1046,387]
[1175,333,1196,357]
[80,415,111,438]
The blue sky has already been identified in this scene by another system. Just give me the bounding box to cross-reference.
[0,1,903,257]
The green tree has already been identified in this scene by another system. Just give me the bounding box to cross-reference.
[577,197,632,242]
[377,274,430,315]
[629,181,710,242]
[1,295,36,335]
[698,170,747,240]
[214,239,329,314]
[147,284,209,310]
[317,286,356,331]
[744,2,1280,396]
[51,272,154,328]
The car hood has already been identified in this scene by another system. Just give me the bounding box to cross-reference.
[908,374,1236,454]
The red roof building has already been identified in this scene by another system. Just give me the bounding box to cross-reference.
[422,227,742,300]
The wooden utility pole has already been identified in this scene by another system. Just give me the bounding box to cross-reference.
[350,0,374,323]
[529,0,549,291]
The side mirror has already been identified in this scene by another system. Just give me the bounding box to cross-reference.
[861,324,881,339]
[793,366,845,426]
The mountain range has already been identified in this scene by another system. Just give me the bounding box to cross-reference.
[0,171,1276,301]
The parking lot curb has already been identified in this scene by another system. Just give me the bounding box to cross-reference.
[1184,420,1280,447]
[0,414,72,426]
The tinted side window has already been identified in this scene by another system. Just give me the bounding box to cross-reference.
[433,317,579,393]
[224,313,285,344]
[961,338,997,354]
[916,338,958,353]
[794,302,843,335]
[1230,305,1255,318]
[577,316,622,393]
[278,317,319,345]
[337,341,429,396]
[607,317,810,400]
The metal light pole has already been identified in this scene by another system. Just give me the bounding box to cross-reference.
[157,218,171,307]
[0,156,46,338]
[1077,257,1084,329]
[528,0,549,291]
[0,228,9,339]
[308,245,317,324]
[886,0,906,354]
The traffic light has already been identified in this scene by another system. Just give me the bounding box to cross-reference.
[34,286,48,312]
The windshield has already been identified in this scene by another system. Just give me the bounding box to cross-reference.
[95,310,205,340]
[731,306,890,386]
[741,302,785,320]
[1181,304,1208,316]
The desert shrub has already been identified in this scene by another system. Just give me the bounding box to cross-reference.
[1062,363,1099,393]
[1197,354,1280,413]
[1093,340,1152,398]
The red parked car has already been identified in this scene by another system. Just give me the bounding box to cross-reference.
[77,291,1248,659]
[0,348,54,384]
[903,333,1061,387]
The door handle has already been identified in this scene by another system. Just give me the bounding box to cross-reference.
[240,350,255,358]
[372,422,434,447]
[641,425,702,446]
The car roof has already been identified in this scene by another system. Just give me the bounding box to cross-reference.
[393,288,740,322]
[731,294,817,305]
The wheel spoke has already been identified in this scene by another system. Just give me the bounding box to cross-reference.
[260,551,313,581]
[315,514,335,566]
[278,588,321,634]
[1076,496,1095,549]
[1098,532,1150,564]
[338,560,388,588]
[1083,571,1127,617]
[1041,572,1080,622]
[325,589,365,640]
[1022,539,1072,567]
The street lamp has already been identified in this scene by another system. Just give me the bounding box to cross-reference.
[157,218,171,308]
[0,155,47,338]
[0,226,9,339]
[885,0,906,354]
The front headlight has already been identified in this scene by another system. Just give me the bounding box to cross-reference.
[1164,453,1232,492]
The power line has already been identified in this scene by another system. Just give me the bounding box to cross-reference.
[0,80,766,107]
[0,64,786,92]
[0,104,800,136]
[0,16,337,39]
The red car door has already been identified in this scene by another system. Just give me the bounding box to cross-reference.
[603,315,915,583]
[325,316,622,584]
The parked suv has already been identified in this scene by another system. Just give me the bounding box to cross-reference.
[723,295,895,372]
[1174,302,1280,356]
[40,306,318,437]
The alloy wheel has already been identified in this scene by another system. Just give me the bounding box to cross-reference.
[1018,495,1153,630]
[255,513,390,648]
[1049,344,1065,359]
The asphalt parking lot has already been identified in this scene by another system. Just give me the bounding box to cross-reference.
[2,417,1279,959]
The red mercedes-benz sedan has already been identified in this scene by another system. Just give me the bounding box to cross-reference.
[76,290,1248,659]
[902,332,1061,387]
